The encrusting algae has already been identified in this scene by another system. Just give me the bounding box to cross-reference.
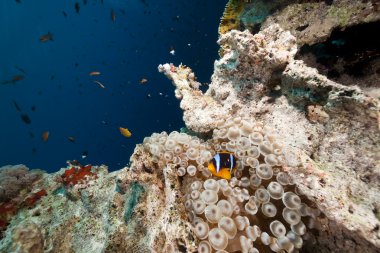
[218,0,247,36]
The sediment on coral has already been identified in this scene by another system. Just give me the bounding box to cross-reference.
[159,2,380,251]
[0,164,42,202]
[219,0,380,47]
[296,21,380,99]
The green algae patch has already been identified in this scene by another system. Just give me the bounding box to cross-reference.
[124,182,145,223]
[52,187,66,196]
[327,5,351,26]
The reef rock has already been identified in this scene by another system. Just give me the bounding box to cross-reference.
[158,6,380,253]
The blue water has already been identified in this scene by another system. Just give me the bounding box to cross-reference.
[0,0,226,172]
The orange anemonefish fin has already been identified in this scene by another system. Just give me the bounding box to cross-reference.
[207,151,236,180]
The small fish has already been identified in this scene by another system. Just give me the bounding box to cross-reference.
[40,32,53,42]
[42,131,49,142]
[146,93,151,99]
[89,71,101,76]
[111,9,116,22]
[119,127,132,138]
[139,78,148,84]
[82,0,87,5]
[12,100,22,112]
[68,160,82,167]
[2,75,24,85]
[139,0,148,6]
[94,80,105,88]
[14,66,26,74]
[82,151,88,159]
[75,2,80,14]
[62,11,67,17]
[169,49,175,55]
[20,113,31,124]
[31,105,36,111]
[68,136,76,143]
[15,0,21,3]
[207,152,237,180]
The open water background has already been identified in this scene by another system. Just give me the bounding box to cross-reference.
[0,0,226,172]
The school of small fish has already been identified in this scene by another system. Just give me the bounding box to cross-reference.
[5,0,179,160]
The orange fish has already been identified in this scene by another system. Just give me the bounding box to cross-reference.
[111,9,116,22]
[40,32,53,42]
[119,127,131,138]
[42,131,49,142]
[139,78,148,84]
[89,71,101,76]
[94,80,105,88]
[207,151,237,180]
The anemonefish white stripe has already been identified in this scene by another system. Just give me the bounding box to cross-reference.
[215,153,221,173]
[230,153,234,172]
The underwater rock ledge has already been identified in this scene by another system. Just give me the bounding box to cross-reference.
[157,23,379,253]
[1,2,380,253]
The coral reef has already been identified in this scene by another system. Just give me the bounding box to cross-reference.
[0,0,379,252]
[219,0,380,46]
[0,165,43,235]
[0,164,42,202]
[158,7,379,253]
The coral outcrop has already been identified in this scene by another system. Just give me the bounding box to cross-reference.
[158,7,379,253]
[219,0,380,46]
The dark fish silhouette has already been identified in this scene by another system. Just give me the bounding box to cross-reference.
[12,100,32,124]
[15,0,21,3]
[62,11,67,17]
[14,66,26,74]
[2,75,24,85]
[75,2,80,14]
[20,113,31,124]
[68,160,82,167]
[140,0,148,6]
[31,105,36,111]
[83,0,87,5]
[12,100,22,112]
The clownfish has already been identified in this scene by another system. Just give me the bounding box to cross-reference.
[207,151,237,180]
